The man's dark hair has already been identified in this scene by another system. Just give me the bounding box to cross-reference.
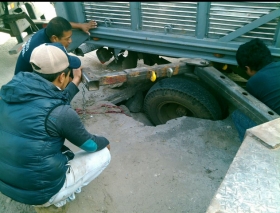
[33,67,71,82]
[46,16,72,39]
[236,38,273,72]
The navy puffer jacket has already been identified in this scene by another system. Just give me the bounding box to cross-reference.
[0,72,71,205]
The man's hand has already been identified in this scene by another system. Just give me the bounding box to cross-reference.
[70,20,98,35]
[72,67,82,86]
[80,20,97,35]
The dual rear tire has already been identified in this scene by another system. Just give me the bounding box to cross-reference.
[143,77,224,125]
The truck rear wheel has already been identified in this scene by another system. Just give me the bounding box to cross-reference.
[143,77,223,125]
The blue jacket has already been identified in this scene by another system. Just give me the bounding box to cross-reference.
[246,61,280,114]
[14,28,51,75]
[0,72,72,205]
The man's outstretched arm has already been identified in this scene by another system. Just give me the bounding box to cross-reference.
[70,20,97,35]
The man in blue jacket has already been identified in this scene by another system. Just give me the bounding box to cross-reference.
[0,42,111,211]
[231,38,280,141]
[14,16,97,75]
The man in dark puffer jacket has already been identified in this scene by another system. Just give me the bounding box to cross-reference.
[0,42,111,210]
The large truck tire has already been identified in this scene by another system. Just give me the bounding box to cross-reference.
[143,77,223,125]
[125,91,144,113]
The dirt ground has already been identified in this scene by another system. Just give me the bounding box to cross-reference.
[0,3,242,213]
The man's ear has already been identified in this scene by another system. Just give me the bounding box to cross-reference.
[50,35,59,42]
[58,72,66,84]
[245,66,256,77]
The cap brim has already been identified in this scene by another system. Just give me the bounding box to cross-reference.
[68,55,81,69]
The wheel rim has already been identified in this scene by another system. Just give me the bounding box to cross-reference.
[157,101,195,124]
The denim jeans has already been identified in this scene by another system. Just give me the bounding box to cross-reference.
[231,109,257,142]
[34,147,111,208]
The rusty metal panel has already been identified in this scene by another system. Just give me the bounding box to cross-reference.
[82,68,127,91]
[81,61,195,91]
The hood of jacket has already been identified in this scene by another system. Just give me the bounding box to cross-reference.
[0,71,69,103]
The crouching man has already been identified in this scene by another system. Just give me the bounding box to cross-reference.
[231,38,280,142]
[0,43,111,211]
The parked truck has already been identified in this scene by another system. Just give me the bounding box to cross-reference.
[53,2,280,126]
[2,1,279,126]
[54,4,280,212]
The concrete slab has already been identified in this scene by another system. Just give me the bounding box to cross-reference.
[247,118,280,148]
[207,118,280,213]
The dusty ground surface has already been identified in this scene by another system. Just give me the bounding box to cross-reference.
[0,3,242,213]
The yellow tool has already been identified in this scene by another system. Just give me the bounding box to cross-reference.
[150,71,156,82]
[222,64,228,70]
